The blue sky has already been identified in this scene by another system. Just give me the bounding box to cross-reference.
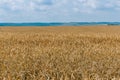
[0,0,120,22]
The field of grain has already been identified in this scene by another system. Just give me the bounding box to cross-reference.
[0,26,120,80]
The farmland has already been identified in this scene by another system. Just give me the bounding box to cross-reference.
[0,26,120,80]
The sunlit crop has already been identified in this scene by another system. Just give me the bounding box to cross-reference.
[0,26,120,80]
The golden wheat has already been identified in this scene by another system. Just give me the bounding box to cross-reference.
[0,26,120,80]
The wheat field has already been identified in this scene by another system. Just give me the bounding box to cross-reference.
[0,26,120,80]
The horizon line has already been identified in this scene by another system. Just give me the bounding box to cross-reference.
[0,22,120,23]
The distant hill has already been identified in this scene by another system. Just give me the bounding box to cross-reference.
[0,22,120,26]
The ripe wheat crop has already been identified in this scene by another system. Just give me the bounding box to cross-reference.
[0,26,120,80]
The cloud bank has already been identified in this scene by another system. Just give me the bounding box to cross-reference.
[0,0,120,22]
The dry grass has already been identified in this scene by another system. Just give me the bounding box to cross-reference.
[0,26,120,80]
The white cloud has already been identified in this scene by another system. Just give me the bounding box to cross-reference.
[0,0,54,11]
[73,0,98,13]
[98,0,120,10]
[1,0,120,22]
[1,0,120,12]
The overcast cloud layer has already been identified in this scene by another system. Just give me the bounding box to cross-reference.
[0,0,120,22]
